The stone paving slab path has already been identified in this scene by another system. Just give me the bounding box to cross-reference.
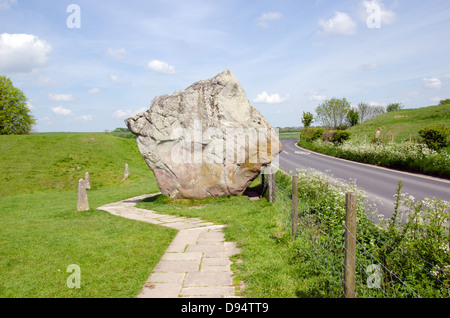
[97,193,242,298]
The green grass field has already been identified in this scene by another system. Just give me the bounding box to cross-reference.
[348,104,450,144]
[0,133,153,197]
[0,133,177,297]
[0,132,317,298]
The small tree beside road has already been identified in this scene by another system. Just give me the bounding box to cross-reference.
[315,97,351,129]
[301,111,314,128]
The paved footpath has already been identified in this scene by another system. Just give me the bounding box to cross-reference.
[97,194,242,298]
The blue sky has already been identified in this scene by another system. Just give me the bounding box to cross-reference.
[1,0,449,132]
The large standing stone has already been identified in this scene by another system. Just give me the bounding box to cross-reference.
[125,70,281,199]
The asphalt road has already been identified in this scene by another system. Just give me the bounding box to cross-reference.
[278,139,450,219]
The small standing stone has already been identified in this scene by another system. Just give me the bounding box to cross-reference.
[77,179,89,211]
[84,172,91,189]
[375,130,381,139]
[122,164,129,181]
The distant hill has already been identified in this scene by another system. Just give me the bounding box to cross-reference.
[0,133,151,197]
[348,104,450,143]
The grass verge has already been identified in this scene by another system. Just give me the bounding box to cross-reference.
[136,180,324,298]
[298,139,450,179]
[0,179,177,298]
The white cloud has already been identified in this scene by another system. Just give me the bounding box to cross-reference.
[0,0,17,11]
[0,33,52,73]
[77,115,94,122]
[423,77,442,90]
[319,12,357,35]
[361,62,379,70]
[253,91,290,104]
[112,110,131,119]
[88,88,100,94]
[39,116,52,126]
[361,0,396,26]
[48,93,76,102]
[112,107,147,119]
[431,97,441,104]
[256,11,283,28]
[308,92,327,102]
[26,102,34,110]
[109,73,127,84]
[37,76,57,87]
[51,106,74,116]
[106,48,127,60]
[147,60,177,75]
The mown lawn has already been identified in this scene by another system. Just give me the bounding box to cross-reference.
[0,133,177,298]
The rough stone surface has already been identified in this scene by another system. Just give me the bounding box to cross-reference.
[122,163,129,181]
[77,179,89,211]
[84,172,91,189]
[125,70,281,199]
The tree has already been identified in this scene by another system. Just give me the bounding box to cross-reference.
[356,102,385,123]
[356,102,370,123]
[301,111,314,128]
[315,97,351,129]
[371,105,386,117]
[347,108,359,127]
[439,98,450,105]
[386,103,404,113]
[0,75,35,135]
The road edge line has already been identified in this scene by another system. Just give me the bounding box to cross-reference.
[292,140,450,185]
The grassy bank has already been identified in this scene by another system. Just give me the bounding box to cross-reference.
[0,133,177,297]
[348,104,450,143]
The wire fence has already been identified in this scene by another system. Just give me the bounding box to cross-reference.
[261,167,450,298]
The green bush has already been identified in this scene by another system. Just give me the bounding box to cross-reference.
[331,130,351,145]
[418,125,450,151]
[320,130,351,145]
[300,128,324,142]
[321,130,336,142]
[386,103,404,112]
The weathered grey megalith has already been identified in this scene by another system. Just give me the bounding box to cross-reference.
[125,70,281,199]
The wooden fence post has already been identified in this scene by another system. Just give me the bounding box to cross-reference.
[261,167,265,193]
[267,165,274,203]
[292,174,298,238]
[271,167,276,203]
[266,165,277,203]
[344,192,357,298]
